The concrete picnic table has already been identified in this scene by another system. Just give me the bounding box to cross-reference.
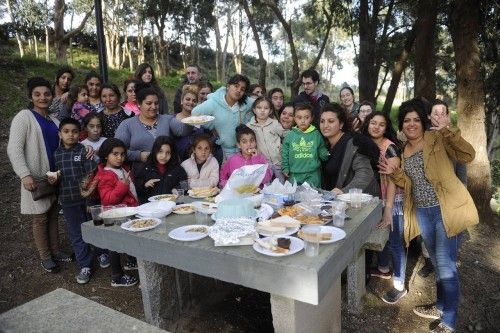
[82,198,385,333]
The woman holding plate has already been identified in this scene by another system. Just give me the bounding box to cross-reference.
[319,102,379,196]
[115,87,191,170]
[174,84,208,160]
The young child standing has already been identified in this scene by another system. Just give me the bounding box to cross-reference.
[281,103,329,187]
[68,85,92,126]
[135,136,188,204]
[80,112,107,162]
[219,125,272,188]
[92,138,138,287]
[181,134,219,189]
[246,97,285,183]
[48,118,96,284]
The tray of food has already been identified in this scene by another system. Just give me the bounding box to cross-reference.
[253,236,304,257]
[148,194,178,202]
[181,115,215,125]
[121,218,162,232]
[188,187,220,198]
[277,204,328,225]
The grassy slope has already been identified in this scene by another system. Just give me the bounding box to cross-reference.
[0,43,183,120]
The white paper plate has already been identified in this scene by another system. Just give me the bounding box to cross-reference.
[253,236,304,257]
[172,204,195,215]
[300,225,346,244]
[100,207,136,219]
[336,193,372,203]
[168,225,209,241]
[181,115,215,125]
[148,194,178,202]
[121,218,162,232]
[257,225,300,237]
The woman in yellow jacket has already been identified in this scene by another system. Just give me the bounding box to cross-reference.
[379,98,478,333]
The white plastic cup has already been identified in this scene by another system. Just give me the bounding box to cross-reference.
[349,188,362,208]
[303,226,321,257]
[195,210,208,225]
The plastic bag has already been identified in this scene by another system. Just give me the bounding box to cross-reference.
[216,164,268,203]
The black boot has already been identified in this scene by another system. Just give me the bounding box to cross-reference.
[418,257,434,278]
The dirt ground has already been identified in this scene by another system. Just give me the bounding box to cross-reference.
[0,116,499,333]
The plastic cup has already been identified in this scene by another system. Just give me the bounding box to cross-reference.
[303,225,321,257]
[179,180,189,190]
[195,210,208,225]
[90,205,103,226]
[102,205,115,226]
[174,188,185,197]
[349,188,362,208]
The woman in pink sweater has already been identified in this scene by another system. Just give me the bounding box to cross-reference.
[219,125,272,188]
[181,134,220,188]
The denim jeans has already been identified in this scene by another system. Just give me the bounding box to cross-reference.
[378,208,406,290]
[61,202,93,269]
[416,205,462,330]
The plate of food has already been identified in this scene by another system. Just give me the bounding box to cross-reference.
[277,204,325,225]
[297,226,346,244]
[148,194,178,202]
[256,215,300,237]
[168,225,209,241]
[172,203,195,215]
[181,115,215,125]
[121,218,162,232]
[253,236,304,257]
[336,193,373,204]
[188,187,220,198]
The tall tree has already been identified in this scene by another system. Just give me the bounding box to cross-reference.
[6,0,24,57]
[240,0,266,86]
[413,0,437,100]
[52,0,93,61]
[449,0,492,213]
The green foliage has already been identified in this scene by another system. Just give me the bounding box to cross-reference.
[491,159,500,188]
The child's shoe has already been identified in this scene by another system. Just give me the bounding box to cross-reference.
[98,253,110,268]
[41,258,60,273]
[76,267,92,284]
[52,251,74,262]
[111,274,138,287]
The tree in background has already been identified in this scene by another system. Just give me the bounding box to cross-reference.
[449,0,492,214]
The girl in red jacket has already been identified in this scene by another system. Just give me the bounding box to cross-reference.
[93,138,138,287]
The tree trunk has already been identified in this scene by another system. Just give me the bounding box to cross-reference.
[45,25,50,62]
[137,20,145,65]
[34,36,39,58]
[449,0,492,215]
[6,0,24,57]
[53,0,93,62]
[240,0,266,86]
[222,9,231,82]
[414,0,437,101]
[262,0,299,97]
[358,0,381,103]
[382,26,417,114]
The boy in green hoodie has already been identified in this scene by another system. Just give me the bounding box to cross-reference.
[281,103,329,187]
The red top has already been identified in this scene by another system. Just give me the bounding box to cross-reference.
[93,164,138,207]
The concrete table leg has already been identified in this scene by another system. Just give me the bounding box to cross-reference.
[347,248,365,314]
[137,259,184,330]
[270,277,341,333]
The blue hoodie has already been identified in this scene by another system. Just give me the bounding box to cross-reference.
[192,87,254,155]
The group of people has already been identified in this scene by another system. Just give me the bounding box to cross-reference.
[7,63,478,333]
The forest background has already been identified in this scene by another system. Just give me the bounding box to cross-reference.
[1,0,499,215]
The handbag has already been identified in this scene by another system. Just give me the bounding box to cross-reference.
[31,178,57,201]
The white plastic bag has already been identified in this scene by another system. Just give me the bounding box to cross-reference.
[216,164,268,203]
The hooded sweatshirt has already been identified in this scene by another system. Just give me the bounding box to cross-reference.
[192,87,254,155]
[281,125,329,174]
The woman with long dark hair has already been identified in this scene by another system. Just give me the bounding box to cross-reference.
[379,99,478,333]
[49,67,74,120]
[134,63,168,114]
[192,74,254,160]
